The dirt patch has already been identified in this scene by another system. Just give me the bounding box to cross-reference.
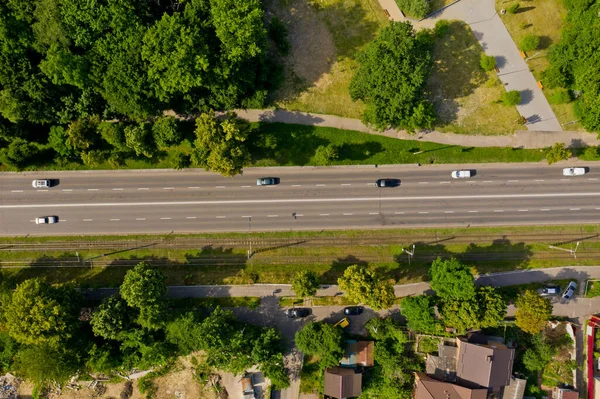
[153,356,211,399]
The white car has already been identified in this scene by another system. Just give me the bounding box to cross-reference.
[562,281,577,300]
[35,216,58,224]
[562,167,586,176]
[451,170,472,179]
[32,179,50,188]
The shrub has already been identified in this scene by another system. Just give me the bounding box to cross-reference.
[508,3,520,13]
[548,89,571,104]
[545,142,571,165]
[502,90,522,106]
[434,20,451,37]
[269,17,290,56]
[520,35,540,52]
[395,0,429,19]
[170,152,190,170]
[582,146,600,161]
[312,145,338,166]
[152,116,181,148]
[480,54,497,71]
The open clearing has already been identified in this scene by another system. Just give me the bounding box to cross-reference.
[425,21,522,135]
[495,0,583,131]
[268,0,388,118]
[3,225,600,287]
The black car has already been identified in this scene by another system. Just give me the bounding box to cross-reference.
[285,308,310,318]
[257,177,280,186]
[343,306,364,316]
[375,179,400,188]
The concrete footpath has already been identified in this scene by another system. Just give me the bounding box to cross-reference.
[236,109,599,149]
[86,266,600,301]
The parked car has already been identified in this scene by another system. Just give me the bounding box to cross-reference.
[35,216,58,224]
[563,167,587,176]
[256,177,279,186]
[32,179,50,188]
[451,170,473,179]
[285,308,310,318]
[333,317,350,329]
[343,306,364,315]
[241,374,255,399]
[562,281,577,300]
[540,286,561,296]
[375,179,400,188]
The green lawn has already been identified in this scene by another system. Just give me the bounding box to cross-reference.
[425,21,522,135]
[586,281,600,298]
[249,123,546,166]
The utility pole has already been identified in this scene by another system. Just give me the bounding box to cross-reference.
[403,244,416,265]
[247,216,253,259]
[548,242,580,258]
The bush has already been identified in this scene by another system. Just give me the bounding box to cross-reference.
[548,89,571,104]
[480,54,497,71]
[434,20,451,38]
[395,0,429,19]
[152,116,181,148]
[269,17,290,56]
[502,90,522,106]
[545,142,571,165]
[170,152,190,170]
[581,146,600,161]
[520,35,540,52]
[312,144,338,166]
[508,3,520,13]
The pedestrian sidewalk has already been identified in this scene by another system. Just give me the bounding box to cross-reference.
[377,0,561,131]
[86,266,600,301]
[236,109,599,149]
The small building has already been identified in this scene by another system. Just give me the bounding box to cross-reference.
[426,343,458,382]
[324,367,362,399]
[341,340,374,368]
[456,336,515,390]
[414,372,487,399]
[499,376,527,399]
[554,388,579,399]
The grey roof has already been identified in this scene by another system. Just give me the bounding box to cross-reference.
[457,337,515,389]
[426,345,458,382]
[324,367,362,399]
[499,377,527,399]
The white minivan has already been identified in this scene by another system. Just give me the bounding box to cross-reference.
[451,170,472,179]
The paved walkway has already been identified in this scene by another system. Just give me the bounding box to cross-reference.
[237,109,599,149]
[377,0,562,131]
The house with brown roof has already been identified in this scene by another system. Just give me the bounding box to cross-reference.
[456,336,515,390]
[415,373,488,399]
[324,367,362,399]
[341,340,374,368]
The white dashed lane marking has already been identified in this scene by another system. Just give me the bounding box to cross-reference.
[292,185,302,187]
[83,219,93,222]
[186,216,197,219]
[494,210,504,213]
[136,218,146,221]
[138,188,149,190]
[11,190,23,193]
[112,188,123,191]
[160,217,172,220]
[62,189,73,192]
[320,213,330,216]
[110,219,120,221]
[164,187,175,190]
[87,189,99,191]
[188,187,200,189]
[268,215,279,218]
[341,183,351,186]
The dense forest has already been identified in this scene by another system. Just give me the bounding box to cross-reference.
[544,0,600,132]
[0,0,285,170]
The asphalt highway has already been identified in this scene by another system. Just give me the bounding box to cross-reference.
[1,163,600,235]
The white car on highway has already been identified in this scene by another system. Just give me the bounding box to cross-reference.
[32,179,50,188]
[35,216,58,224]
[562,167,586,176]
[451,170,473,179]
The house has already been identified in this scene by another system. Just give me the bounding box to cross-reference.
[324,367,362,399]
[341,340,374,368]
[499,376,527,399]
[553,388,579,399]
[414,372,487,399]
[456,336,515,390]
[426,343,458,382]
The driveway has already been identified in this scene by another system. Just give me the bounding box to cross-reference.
[381,0,562,131]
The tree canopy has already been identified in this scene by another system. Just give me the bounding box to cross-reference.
[515,290,553,334]
[120,262,167,309]
[291,270,320,298]
[349,22,435,131]
[295,322,344,368]
[400,295,442,334]
[337,265,395,309]
[429,257,475,300]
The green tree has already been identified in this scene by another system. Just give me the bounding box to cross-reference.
[90,295,131,341]
[4,279,80,346]
[166,312,204,354]
[291,271,320,298]
[545,142,571,165]
[502,90,522,106]
[520,35,540,52]
[312,144,338,166]
[66,116,99,151]
[48,126,74,158]
[395,0,429,19]
[252,328,283,365]
[98,122,125,149]
[0,138,39,169]
[400,295,441,334]
[515,290,552,334]
[477,286,507,328]
[522,333,556,371]
[14,344,78,385]
[120,262,167,309]
[0,332,18,373]
[440,299,480,333]
[349,22,434,131]
[295,322,344,368]
[192,111,251,177]
[124,122,154,158]
[429,258,475,300]
[152,116,181,148]
[337,265,395,309]
[480,54,497,71]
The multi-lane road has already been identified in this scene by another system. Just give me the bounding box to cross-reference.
[1,163,600,235]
